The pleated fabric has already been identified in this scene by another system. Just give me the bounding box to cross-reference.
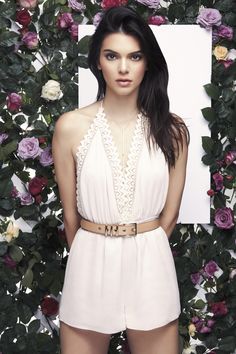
[59,105,180,334]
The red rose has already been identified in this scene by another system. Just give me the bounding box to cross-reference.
[16,9,31,27]
[211,301,228,317]
[101,0,127,9]
[207,189,215,196]
[38,137,47,144]
[28,176,47,196]
[41,296,59,317]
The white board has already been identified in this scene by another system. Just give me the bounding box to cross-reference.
[78,24,212,224]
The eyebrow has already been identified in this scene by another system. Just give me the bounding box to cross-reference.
[102,49,143,55]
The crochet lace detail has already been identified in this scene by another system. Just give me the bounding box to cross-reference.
[76,105,145,222]
[97,107,145,223]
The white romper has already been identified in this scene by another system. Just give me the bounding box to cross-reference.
[59,105,181,334]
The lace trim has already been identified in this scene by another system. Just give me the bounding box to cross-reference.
[75,109,102,215]
[97,109,145,223]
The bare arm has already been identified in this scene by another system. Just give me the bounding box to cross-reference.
[159,125,189,238]
[52,113,81,248]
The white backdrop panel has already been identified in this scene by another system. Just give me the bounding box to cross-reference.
[78,24,212,224]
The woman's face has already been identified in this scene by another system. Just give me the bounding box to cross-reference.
[98,32,147,97]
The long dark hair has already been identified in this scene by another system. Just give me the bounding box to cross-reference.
[88,6,189,166]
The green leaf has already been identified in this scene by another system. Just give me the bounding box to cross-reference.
[0,242,8,256]
[0,178,13,197]
[78,55,88,68]
[78,35,91,55]
[9,245,23,262]
[201,107,217,122]
[0,140,18,161]
[202,136,214,153]
[28,319,41,333]
[14,115,26,125]
[219,336,236,351]
[0,31,19,47]
[0,198,15,211]
[204,83,220,100]
[192,299,206,310]
[18,303,32,323]
[202,154,215,165]
[22,268,34,288]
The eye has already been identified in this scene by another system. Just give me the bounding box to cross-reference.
[131,53,143,61]
[105,53,117,60]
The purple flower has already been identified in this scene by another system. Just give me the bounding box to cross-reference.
[199,326,212,333]
[204,260,219,277]
[68,0,86,12]
[18,137,42,160]
[191,272,202,285]
[196,8,222,29]
[22,32,38,49]
[225,151,236,165]
[3,254,17,269]
[136,0,160,9]
[93,12,103,27]
[69,23,78,40]
[6,93,22,112]
[57,12,74,29]
[11,186,19,198]
[212,172,223,191]
[207,319,215,328]
[0,133,8,144]
[148,15,166,25]
[19,192,34,205]
[39,146,53,166]
[214,207,234,230]
[217,25,233,40]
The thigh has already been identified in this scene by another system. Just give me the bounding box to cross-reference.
[60,321,111,354]
[126,319,179,354]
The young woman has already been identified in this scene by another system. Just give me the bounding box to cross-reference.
[52,6,189,354]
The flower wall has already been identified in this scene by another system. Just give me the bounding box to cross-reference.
[0,0,235,353]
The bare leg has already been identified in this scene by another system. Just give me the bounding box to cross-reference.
[60,321,111,354]
[126,319,179,354]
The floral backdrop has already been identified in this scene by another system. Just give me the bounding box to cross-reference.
[0,0,235,353]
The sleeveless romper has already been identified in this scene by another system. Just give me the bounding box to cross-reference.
[59,105,181,334]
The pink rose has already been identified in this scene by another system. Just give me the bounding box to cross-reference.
[18,0,38,9]
[6,93,22,112]
[18,137,42,159]
[68,0,86,12]
[22,31,38,49]
[148,15,166,25]
[190,272,203,285]
[214,207,234,230]
[196,8,222,29]
[211,301,228,317]
[223,59,234,68]
[204,260,218,277]
[19,192,34,205]
[225,151,236,165]
[0,133,8,144]
[57,13,74,29]
[101,0,128,9]
[212,172,223,191]
[69,23,78,40]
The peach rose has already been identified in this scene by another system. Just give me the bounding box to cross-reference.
[213,45,228,60]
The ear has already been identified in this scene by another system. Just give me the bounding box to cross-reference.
[97,62,101,70]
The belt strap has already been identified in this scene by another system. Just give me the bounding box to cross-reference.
[80,218,160,237]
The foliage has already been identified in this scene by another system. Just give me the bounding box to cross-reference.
[0,0,235,353]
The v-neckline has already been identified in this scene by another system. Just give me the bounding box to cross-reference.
[97,105,143,175]
[96,104,145,222]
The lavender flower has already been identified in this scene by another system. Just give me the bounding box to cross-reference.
[191,272,202,285]
[196,8,222,29]
[136,0,160,9]
[214,207,234,230]
[19,192,34,205]
[204,260,219,277]
[93,12,103,27]
[18,137,42,160]
[39,146,53,166]
[213,172,223,191]
[0,133,8,144]
[217,25,233,40]
[22,32,38,49]
[68,0,86,12]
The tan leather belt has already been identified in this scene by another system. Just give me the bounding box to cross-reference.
[80,218,160,237]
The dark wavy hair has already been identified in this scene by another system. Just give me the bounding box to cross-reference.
[88,6,189,166]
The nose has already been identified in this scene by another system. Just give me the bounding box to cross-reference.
[118,58,129,74]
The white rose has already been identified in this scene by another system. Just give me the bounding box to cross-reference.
[41,80,63,101]
[182,345,197,354]
[227,48,236,61]
[5,221,19,242]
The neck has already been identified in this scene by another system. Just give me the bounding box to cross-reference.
[102,90,139,123]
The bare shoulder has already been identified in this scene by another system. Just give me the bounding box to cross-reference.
[170,112,190,148]
[53,101,101,158]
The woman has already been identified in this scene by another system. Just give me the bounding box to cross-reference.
[52,6,189,354]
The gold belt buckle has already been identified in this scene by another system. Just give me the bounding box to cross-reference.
[104,224,119,237]
[130,223,137,236]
